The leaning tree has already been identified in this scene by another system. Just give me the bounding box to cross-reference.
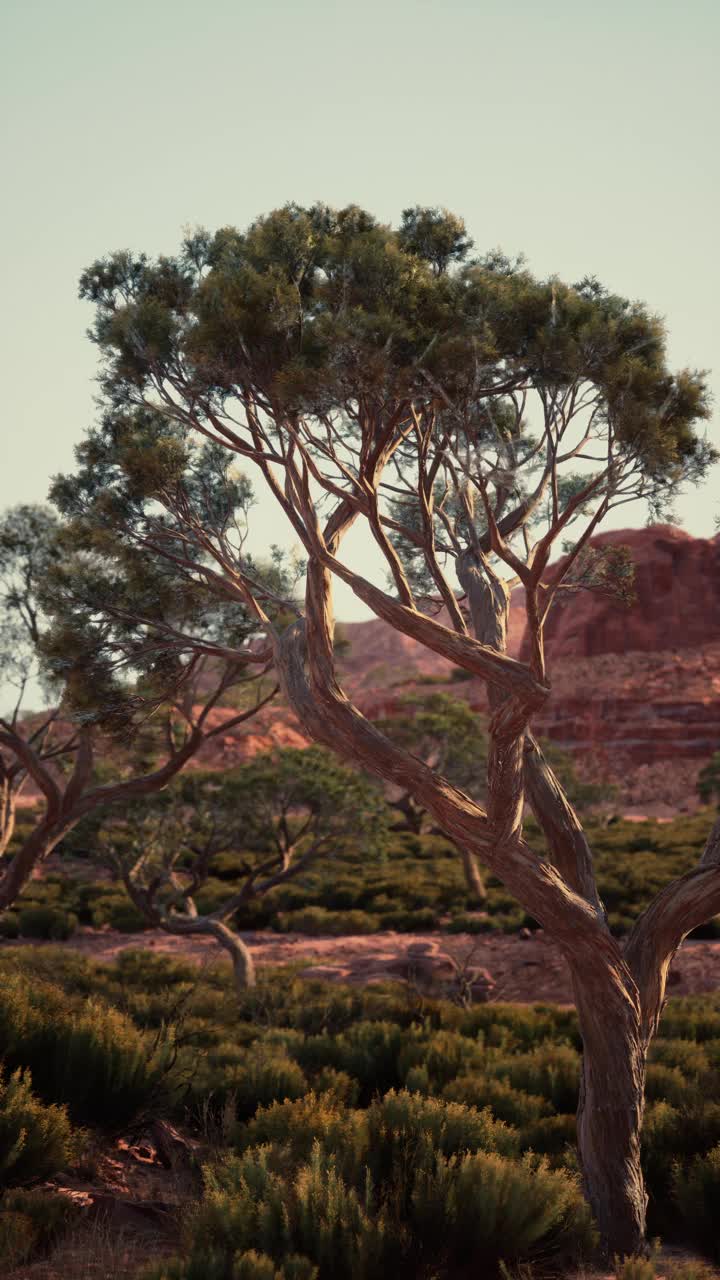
[89,745,389,990]
[55,203,719,1255]
[0,499,286,912]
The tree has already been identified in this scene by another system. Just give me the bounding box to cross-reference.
[56,202,718,1256]
[90,746,390,990]
[0,502,281,913]
[377,690,608,902]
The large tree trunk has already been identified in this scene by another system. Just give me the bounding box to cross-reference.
[0,823,65,912]
[574,979,648,1256]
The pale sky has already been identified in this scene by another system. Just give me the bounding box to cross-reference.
[2,0,719,630]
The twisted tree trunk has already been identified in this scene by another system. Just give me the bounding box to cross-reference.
[573,974,648,1254]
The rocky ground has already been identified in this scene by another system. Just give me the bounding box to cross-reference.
[6,924,720,1003]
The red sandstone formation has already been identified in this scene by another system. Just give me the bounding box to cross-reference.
[522,525,720,662]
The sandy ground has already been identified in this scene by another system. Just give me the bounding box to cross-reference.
[5,925,720,1003]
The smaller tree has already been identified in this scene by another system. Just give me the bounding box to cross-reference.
[0,502,283,914]
[94,747,390,989]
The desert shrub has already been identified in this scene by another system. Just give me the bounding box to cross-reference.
[190,1145,399,1280]
[645,1063,694,1109]
[518,1113,578,1159]
[0,911,19,938]
[234,1255,318,1280]
[442,1075,551,1127]
[295,1022,405,1096]
[665,1263,719,1279]
[487,1044,580,1113]
[0,973,177,1128]
[0,1187,78,1254]
[397,1027,485,1090]
[382,907,439,931]
[237,1094,367,1180]
[365,1089,519,1198]
[409,1150,595,1270]
[649,1038,711,1080]
[141,1253,241,1280]
[446,913,493,934]
[672,1143,720,1259]
[289,1144,400,1278]
[275,907,381,936]
[659,998,720,1043]
[0,1069,73,1186]
[312,1068,359,1106]
[18,904,77,940]
[90,893,149,931]
[204,1049,308,1120]
[452,1003,581,1053]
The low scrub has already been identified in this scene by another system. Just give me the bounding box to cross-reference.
[0,971,177,1128]
[0,1069,73,1186]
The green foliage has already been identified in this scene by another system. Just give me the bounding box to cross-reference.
[365,1089,520,1187]
[0,1068,73,1186]
[237,1093,366,1180]
[0,970,177,1127]
[17,904,78,940]
[0,504,61,689]
[195,1046,308,1120]
[275,907,380,935]
[672,1144,720,1259]
[36,807,717,941]
[0,911,19,938]
[409,1150,595,1270]
[3,946,720,1270]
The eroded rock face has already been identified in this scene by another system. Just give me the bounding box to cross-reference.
[522,525,720,662]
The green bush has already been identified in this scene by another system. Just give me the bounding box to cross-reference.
[237,1093,366,1180]
[0,1187,78,1256]
[90,892,149,931]
[0,1069,73,1186]
[275,907,381,936]
[442,1075,551,1127]
[295,1021,405,1097]
[190,1145,399,1280]
[518,1113,578,1159]
[645,1063,695,1109]
[398,1027,484,1089]
[409,1149,595,1270]
[487,1044,580,1113]
[365,1089,519,1196]
[0,911,19,939]
[18,904,77,940]
[0,973,177,1128]
[673,1143,720,1259]
[198,1048,308,1120]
